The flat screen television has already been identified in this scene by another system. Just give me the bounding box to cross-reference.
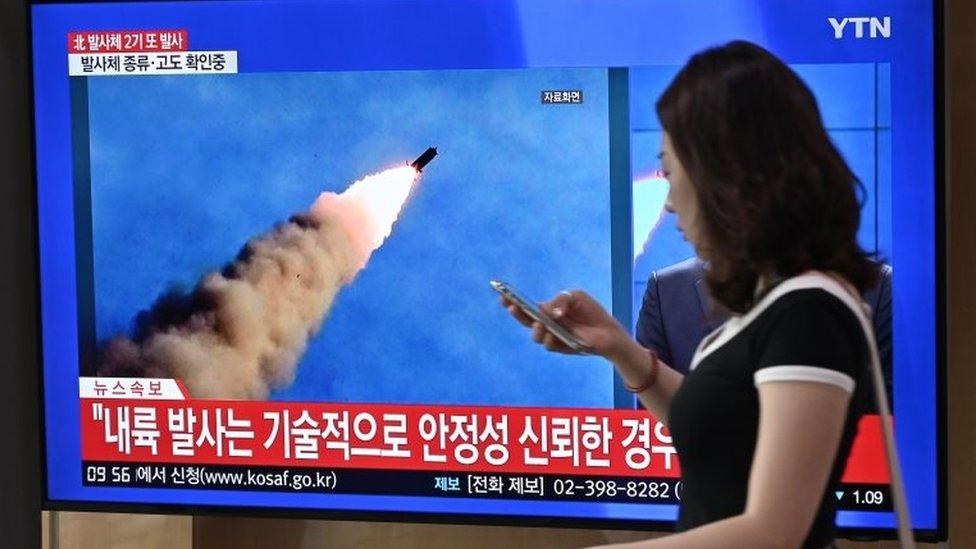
[30,0,945,541]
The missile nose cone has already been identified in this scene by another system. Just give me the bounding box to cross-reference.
[410,147,438,171]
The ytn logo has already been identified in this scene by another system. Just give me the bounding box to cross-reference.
[828,17,891,39]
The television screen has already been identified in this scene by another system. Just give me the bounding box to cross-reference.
[31,0,944,539]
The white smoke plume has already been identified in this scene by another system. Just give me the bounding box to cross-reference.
[97,165,419,399]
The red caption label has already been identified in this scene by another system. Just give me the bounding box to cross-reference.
[68,30,189,53]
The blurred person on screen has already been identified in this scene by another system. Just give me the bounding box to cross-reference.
[501,40,881,548]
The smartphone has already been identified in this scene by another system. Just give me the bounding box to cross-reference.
[490,279,592,354]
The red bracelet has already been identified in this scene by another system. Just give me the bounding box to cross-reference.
[624,347,660,393]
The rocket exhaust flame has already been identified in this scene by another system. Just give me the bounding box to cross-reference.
[318,165,419,274]
[97,164,421,399]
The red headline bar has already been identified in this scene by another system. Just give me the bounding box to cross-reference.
[68,30,188,53]
[80,399,889,483]
[82,400,680,477]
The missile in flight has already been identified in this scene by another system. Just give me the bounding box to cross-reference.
[410,147,438,172]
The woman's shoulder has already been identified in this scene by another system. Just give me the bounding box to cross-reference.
[754,287,865,340]
[691,272,870,370]
[750,271,870,329]
[747,273,871,380]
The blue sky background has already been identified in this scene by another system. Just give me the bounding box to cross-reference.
[88,69,614,407]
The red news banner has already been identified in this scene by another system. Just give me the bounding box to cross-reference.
[82,393,680,477]
[79,378,890,505]
[68,30,188,53]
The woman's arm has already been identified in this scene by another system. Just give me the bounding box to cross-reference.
[603,336,684,425]
[594,380,852,549]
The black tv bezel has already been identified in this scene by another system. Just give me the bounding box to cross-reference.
[24,0,948,541]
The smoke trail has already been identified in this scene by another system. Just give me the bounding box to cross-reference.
[97,165,419,399]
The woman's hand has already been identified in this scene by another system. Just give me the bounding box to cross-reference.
[500,289,631,360]
[501,288,684,424]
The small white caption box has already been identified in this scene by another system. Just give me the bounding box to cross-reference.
[68,51,238,76]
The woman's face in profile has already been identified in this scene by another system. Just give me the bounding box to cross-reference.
[661,132,704,252]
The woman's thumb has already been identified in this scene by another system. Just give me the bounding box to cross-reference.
[549,290,579,318]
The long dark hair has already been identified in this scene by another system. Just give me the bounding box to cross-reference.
[656,40,879,314]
